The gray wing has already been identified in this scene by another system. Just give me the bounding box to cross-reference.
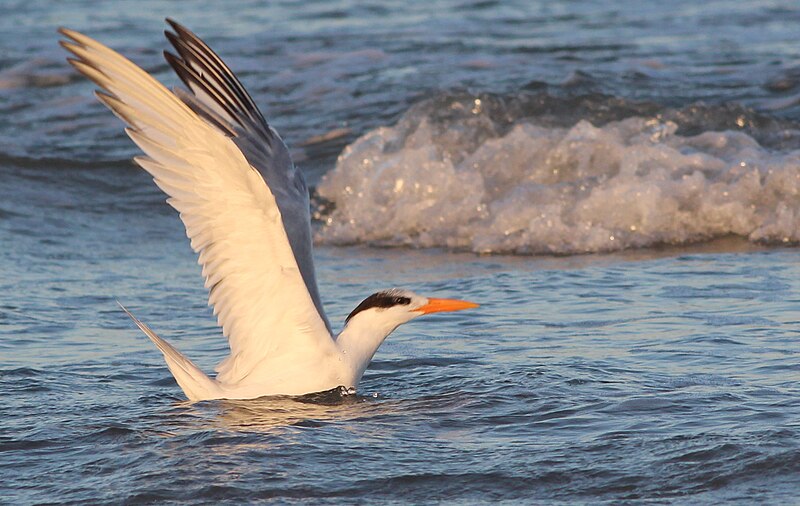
[162,18,331,333]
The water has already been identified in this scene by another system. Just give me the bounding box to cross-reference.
[2,1,800,503]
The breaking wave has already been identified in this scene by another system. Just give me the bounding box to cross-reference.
[315,92,800,254]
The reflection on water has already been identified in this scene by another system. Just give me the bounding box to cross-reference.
[184,388,393,434]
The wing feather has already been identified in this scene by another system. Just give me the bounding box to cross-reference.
[162,19,331,333]
[60,27,334,384]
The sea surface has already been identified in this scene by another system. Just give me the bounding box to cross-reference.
[2,1,800,503]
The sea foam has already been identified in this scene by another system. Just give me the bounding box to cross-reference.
[316,94,800,254]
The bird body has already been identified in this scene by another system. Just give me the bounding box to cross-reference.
[60,21,477,402]
[121,289,472,401]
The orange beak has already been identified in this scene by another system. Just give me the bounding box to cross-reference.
[416,298,480,315]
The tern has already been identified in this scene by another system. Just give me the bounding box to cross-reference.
[59,20,478,401]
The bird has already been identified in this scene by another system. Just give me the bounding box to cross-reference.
[59,20,479,402]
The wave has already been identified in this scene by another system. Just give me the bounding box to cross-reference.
[0,152,134,171]
[0,57,76,90]
[315,92,800,254]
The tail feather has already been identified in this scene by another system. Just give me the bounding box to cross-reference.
[118,302,222,401]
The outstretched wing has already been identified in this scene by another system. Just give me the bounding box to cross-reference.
[60,26,334,384]
[162,19,330,334]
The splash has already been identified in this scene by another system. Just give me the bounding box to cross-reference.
[316,94,800,254]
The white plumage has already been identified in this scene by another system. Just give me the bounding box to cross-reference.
[60,21,477,401]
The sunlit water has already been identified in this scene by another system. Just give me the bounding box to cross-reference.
[2,1,800,503]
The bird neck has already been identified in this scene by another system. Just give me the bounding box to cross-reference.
[335,315,401,384]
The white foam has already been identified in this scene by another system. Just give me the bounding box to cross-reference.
[316,110,800,254]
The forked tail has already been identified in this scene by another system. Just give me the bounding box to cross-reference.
[118,302,222,402]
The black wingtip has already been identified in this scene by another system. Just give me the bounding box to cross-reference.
[164,29,183,55]
[164,28,178,43]
[163,50,189,85]
[164,17,180,30]
[164,18,193,44]
[165,18,195,40]
[163,49,179,65]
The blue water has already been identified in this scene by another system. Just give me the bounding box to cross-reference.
[2,1,800,503]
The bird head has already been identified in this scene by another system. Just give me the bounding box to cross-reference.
[336,289,479,384]
[345,288,479,331]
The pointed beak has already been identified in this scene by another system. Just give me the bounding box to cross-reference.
[416,298,480,315]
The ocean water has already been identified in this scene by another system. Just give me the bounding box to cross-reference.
[2,1,800,503]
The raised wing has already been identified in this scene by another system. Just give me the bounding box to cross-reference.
[59,26,333,384]
[161,19,330,334]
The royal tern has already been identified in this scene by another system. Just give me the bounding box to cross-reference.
[59,20,478,401]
